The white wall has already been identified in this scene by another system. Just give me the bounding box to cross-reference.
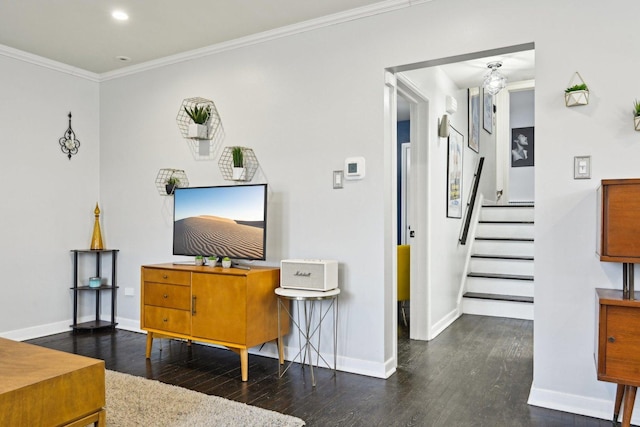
[4,0,640,421]
[0,55,100,337]
[509,89,535,201]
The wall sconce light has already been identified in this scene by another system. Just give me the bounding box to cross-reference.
[483,61,507,95]
[59,112,80,160]
[438,114,450,138]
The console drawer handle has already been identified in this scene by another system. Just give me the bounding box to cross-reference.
[608,336,616,343]
[163,274,168,279]
[163,294,168,299]
[163,318,168,322]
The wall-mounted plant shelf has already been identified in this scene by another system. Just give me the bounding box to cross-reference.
[565,72,589,107]
[155,168,189,196]
[218,147,259,182]
[176,97,224,160]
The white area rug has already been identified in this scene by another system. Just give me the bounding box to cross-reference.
[105,370,305,426]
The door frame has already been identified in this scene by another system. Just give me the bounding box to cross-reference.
[396,75,430,342]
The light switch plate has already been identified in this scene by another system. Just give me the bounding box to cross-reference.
[574,156,591,179]
[333,170,344,189]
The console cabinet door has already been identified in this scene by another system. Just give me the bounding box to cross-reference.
[191,273,247,345]
[603,305,640,381]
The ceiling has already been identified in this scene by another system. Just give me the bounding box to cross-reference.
[397,49,535,120]
[0,0,392,74]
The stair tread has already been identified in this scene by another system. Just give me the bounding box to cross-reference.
[463,292,534,303]
[479,220,534,224]
[482,204,534,208]
[471,254,534,261]
[468,272,534,281]
[475,237,534,242]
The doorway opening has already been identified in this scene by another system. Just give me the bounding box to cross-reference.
[386,42,535,375]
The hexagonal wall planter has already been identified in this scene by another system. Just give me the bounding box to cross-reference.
[176,97,224,160]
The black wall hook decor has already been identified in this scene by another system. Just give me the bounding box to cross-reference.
[59,112,80,160]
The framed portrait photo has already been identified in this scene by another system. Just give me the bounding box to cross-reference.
[511,126,534,167]
[447,126,463,218]
[468,88,480,153]
[483,89,493,134]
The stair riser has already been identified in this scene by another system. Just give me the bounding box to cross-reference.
[480,207,534,222]
[476,223,534,239]
[465,277,534,297]
[472,240,534,257]
[469,258,534,276]
[462,298,534,320]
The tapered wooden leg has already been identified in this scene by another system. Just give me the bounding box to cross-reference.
[278,337,284,365]
[622,385,637,427]
[145,332,153,358]
[614,383,625,425]
[240,348,248,382]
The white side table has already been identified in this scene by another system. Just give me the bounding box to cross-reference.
[275,287,340,387]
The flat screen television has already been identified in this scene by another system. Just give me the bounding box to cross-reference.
[173,183,268,261]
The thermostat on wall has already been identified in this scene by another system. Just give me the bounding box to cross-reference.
[344,157,365,180]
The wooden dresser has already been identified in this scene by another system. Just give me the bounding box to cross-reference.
[596,288,640,426]
[141,263,287,381]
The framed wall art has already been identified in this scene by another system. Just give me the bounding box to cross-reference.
[447,126,463,218]
[483,89,493,134]
[468,87,480,153]
[511,126,534,167]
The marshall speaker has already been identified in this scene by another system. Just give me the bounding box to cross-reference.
[280,259,338,291]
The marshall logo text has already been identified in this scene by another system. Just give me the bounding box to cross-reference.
[294,271,312,277]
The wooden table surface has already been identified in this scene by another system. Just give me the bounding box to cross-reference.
[0,337,106,426]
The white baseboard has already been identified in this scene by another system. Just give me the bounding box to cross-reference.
[430,308,460,340]
[527,384,637,424]
[0,320,72,341]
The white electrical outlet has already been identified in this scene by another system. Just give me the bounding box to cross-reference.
[125,287,135,296]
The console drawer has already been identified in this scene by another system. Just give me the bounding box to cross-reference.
[144,282,190,310]
[143,306,190,335]
[143,268,190,286]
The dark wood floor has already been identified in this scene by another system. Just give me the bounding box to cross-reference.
[27,315,614,426]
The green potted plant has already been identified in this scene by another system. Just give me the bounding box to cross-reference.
[634,100,640,131]
[195,255,204,266]
[165,176,180,195]
[231,146,245,180]
[221,256,232,268]
[207,255,218,267]
[184,104,211,139]
[564,82,589,107]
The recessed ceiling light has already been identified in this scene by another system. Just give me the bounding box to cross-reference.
[115,56,131,62]
[112,10,129,21]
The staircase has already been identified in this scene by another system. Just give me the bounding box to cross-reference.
[462,204,534,320]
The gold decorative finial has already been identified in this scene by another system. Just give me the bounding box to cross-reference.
[90,202,104,250]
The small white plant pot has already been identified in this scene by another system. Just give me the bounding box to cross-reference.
[635,116,640,132]
[232,167,245,180]
[188,123,208,139]
[564,90,589,107]
[208,258,217,267]
[222,260,232,268]
[195,258,204,266]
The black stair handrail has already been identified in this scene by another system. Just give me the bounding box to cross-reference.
[459,157,484,245]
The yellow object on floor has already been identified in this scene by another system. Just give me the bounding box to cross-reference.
[398,245,410,326]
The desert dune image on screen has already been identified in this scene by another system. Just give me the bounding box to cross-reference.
[173,185,266,259]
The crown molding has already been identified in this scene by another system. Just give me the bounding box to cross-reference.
[0,43,100,82]
[100,0,432,81]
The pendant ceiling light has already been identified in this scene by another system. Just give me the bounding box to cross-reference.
[483,61,507,95]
